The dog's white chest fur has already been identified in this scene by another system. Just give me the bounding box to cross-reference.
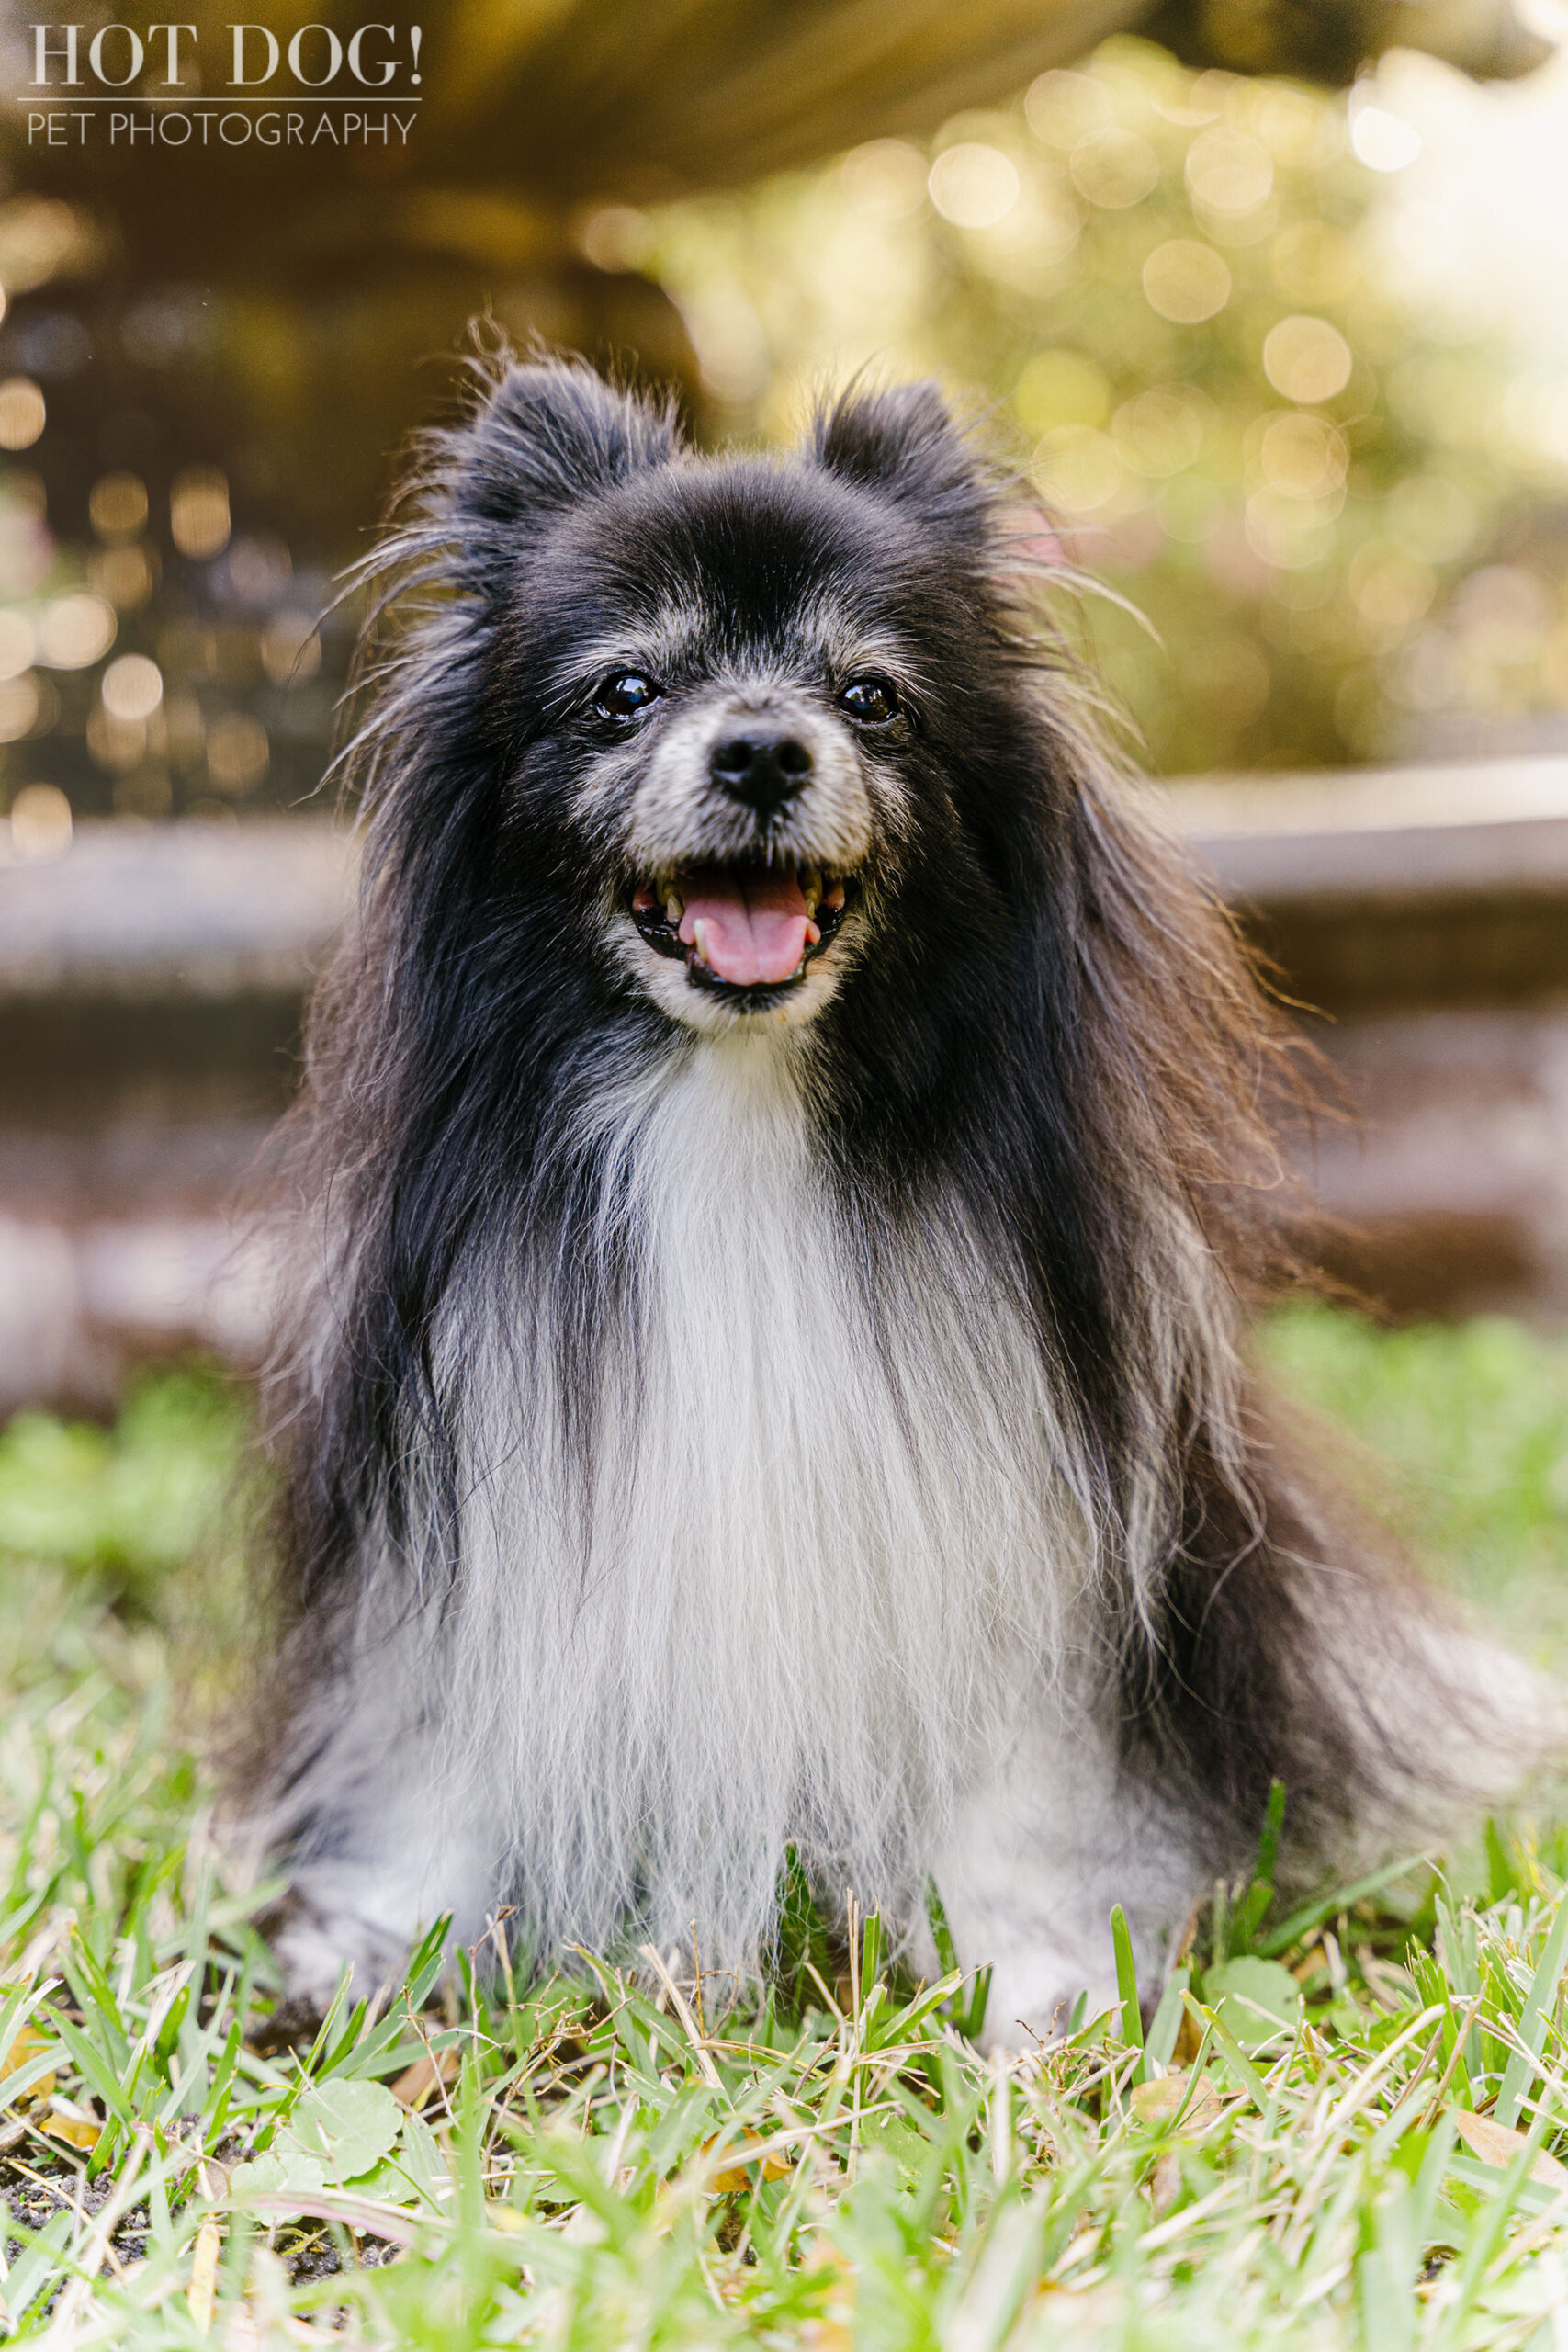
[453,1034,1088,1956]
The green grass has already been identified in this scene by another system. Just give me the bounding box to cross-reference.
[3,1310,1568,2346]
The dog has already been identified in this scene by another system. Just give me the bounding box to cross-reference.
[250,356,1546,2040]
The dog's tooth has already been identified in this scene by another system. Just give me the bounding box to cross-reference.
[693,918,714,967]
[664,891,683,926]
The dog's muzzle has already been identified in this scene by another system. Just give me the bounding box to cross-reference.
[628,711,863,1001]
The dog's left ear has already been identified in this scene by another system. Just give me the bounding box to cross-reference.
[811,382,983,518]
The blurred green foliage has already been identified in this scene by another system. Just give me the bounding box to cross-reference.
[0,1364,249,1622]
[644,36,1568,774]
[1262,1304,1568,1664]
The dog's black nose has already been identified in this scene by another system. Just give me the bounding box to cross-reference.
[710,730,813,816]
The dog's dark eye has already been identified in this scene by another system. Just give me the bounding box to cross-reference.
[594,671,662,719]
[839,675,900,725]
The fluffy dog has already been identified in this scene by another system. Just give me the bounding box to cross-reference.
[253,356,1542,2038]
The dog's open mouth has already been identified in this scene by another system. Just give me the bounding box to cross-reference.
[630,865,849,994]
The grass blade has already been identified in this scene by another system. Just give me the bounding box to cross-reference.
[1495,1889,1568,2129]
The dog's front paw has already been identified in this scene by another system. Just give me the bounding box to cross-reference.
[261,1884,412,2010]
[978,1952,1122,2049]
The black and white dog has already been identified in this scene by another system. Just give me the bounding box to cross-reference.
[253,357,1543,2037]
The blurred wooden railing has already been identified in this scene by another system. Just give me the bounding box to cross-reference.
[5,756,1568,1408]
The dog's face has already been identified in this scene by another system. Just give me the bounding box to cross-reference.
[450,369,1012,1035]
[571,569,906,1035]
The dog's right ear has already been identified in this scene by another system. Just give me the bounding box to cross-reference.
[811,382,979,506]
[451,360,679,528]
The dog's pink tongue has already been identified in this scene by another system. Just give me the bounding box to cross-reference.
[677,867,811,986]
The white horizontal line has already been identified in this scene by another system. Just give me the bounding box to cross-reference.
[1165,756,1568,839]
[17,95,422,104]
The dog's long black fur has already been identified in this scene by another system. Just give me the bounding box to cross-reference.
[247,356,1540,2018]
